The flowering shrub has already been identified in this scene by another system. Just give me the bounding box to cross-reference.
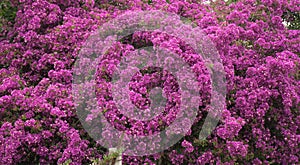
[0,0,299,164]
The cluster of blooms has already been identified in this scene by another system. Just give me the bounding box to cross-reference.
[0,0,299,164]
[93,30,210,136]
[97,63,182,135]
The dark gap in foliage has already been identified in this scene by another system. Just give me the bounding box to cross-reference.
[264,96,284,140]
[119,32,154,49]
[282,9,300,30]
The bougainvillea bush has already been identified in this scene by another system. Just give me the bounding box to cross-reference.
[0,0,299,164]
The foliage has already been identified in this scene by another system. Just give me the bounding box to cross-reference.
[0,0,299,164]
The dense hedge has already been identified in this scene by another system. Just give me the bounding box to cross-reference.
[0,0,299,164]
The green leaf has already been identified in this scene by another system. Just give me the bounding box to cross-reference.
[61,159,72,165]
[0,0,17,23]
[21,115,27,121]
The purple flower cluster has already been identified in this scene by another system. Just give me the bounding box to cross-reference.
[0,0,299,164]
